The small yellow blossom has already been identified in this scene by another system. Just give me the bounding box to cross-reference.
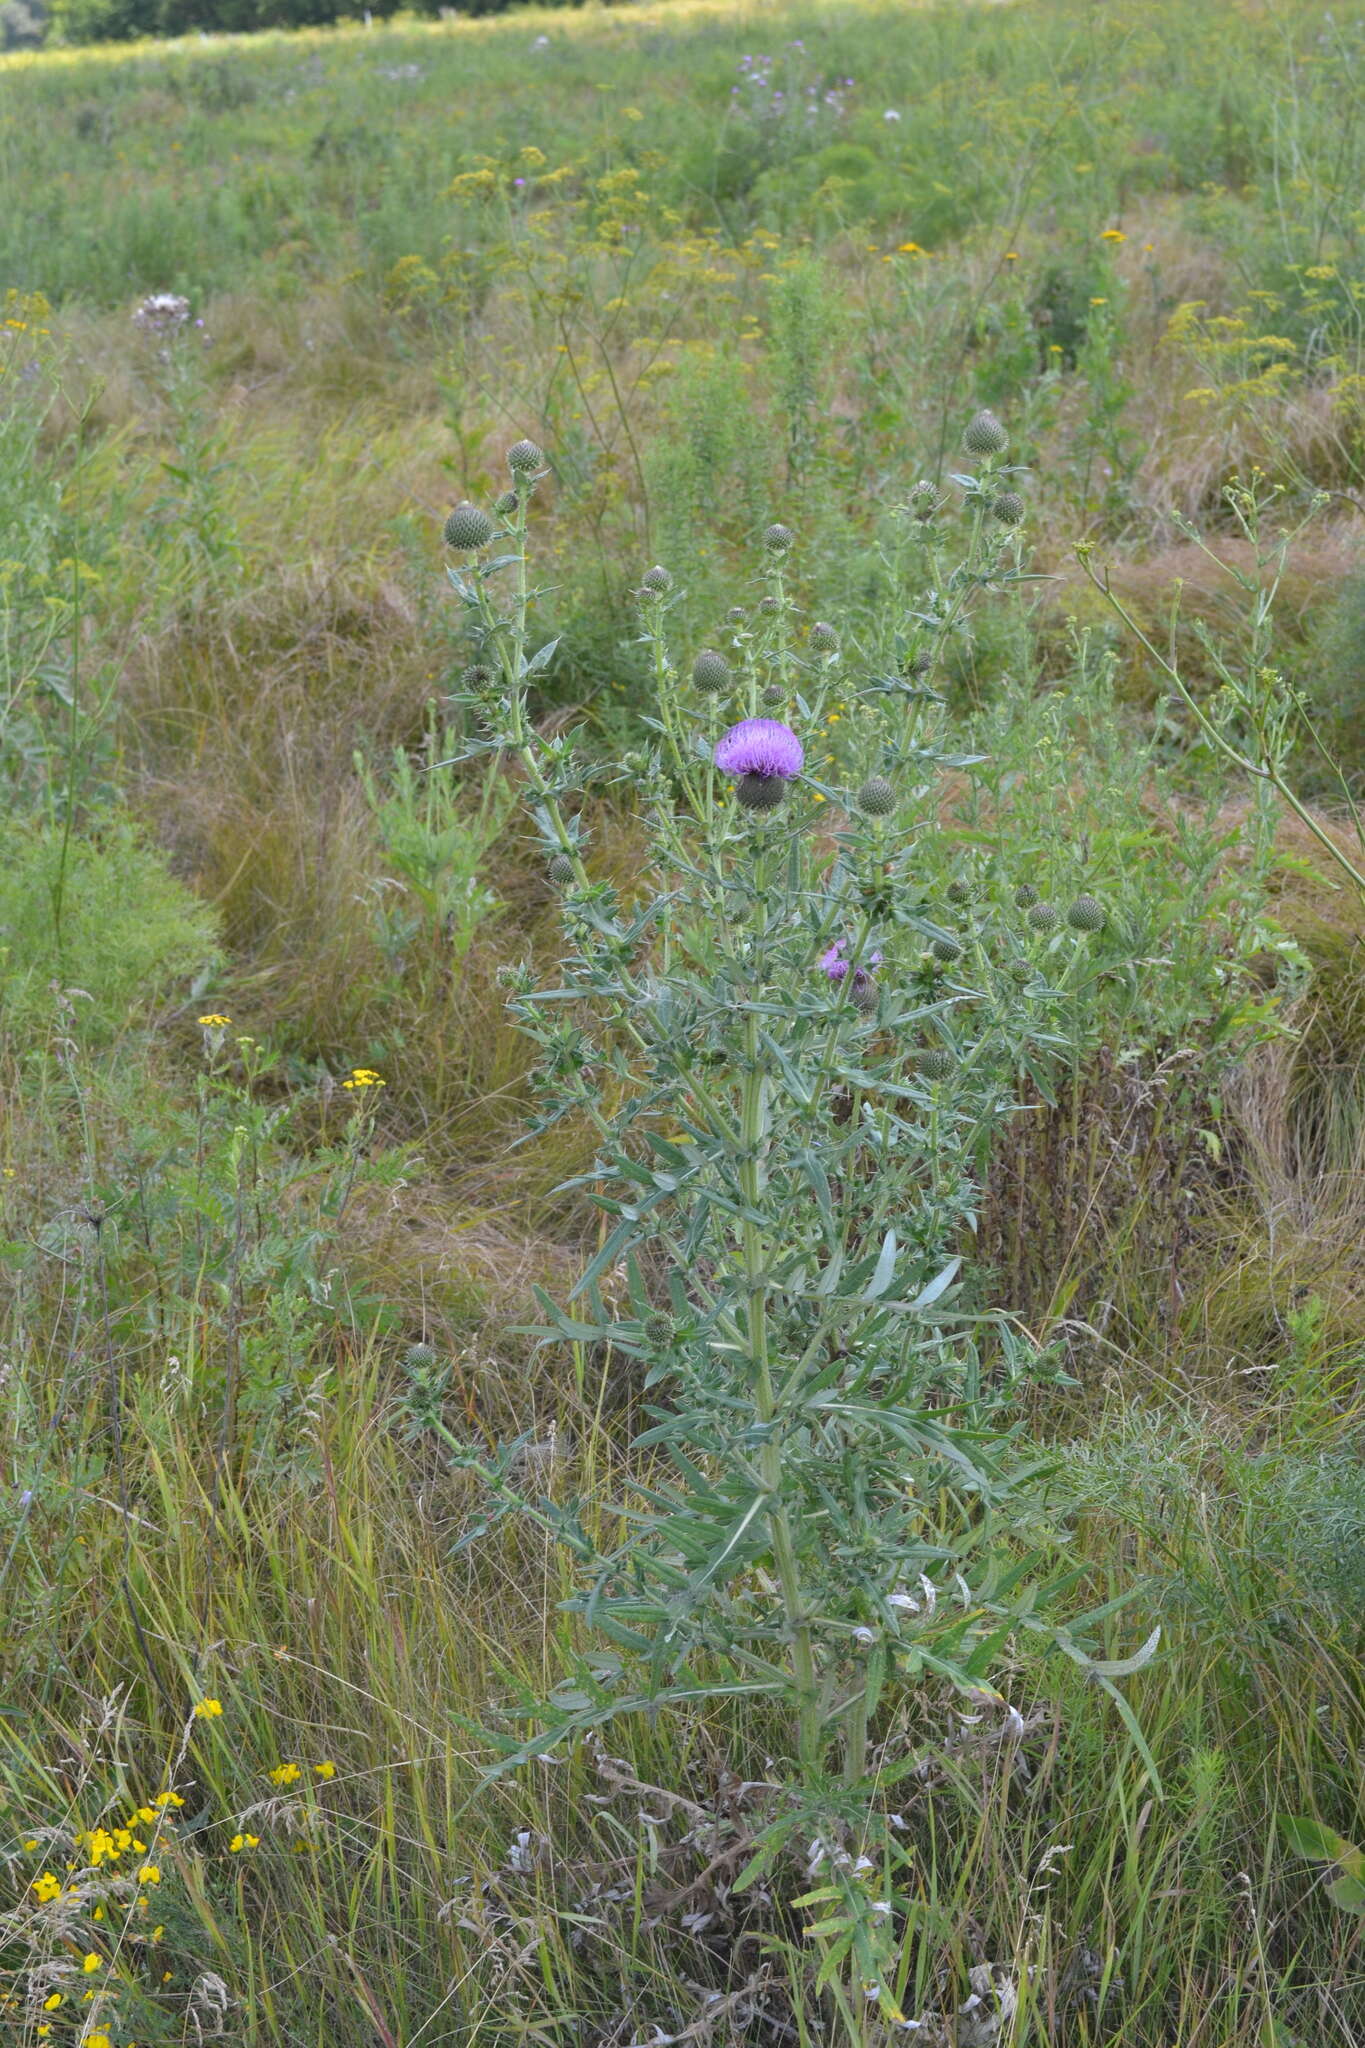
[44,1993,63,2011]
[1099,227,1126,242]
[82,1952,102,1972]
[228,1832,260,1852]
[193,1697,223,1719]
[314,1760,337,1780]
[32,1872,62,1902]
[138,1864,161,1885]
[1089,296,1108,306]
[1003,250,1019,261]
[341,1068,385,1092]
[269,1761,302,1785]
[155,1791,185,1809]
[197,1014,231,1028]
[897,240,925,255]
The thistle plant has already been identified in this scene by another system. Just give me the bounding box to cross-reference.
[436,434,1151,2037]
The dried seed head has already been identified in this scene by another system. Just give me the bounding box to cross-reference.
[763,522,795,556]
[444,502,495,550]
[857,776,897,816]
[691,649,731,693]
[1067,894,1107,932]
[963,409,1009,456]
[507,437,544,474]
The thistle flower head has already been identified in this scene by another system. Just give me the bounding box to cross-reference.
[715,718,804,782]
[915,1047,957,1080]
[761,682,786,706]
[547,852,575,884]
[809,620,839,653]
[763,522,795,556]
[906,480,938,520]
[640,565,672,595]
[691,649,731,693]
[992,491,1025,526]
[492,489,517,517]
[507,438,544,474]
[1014,882,1040,909]
[1067,894,1107,932]
[964,409,1009,456]
[444,502,495,550]
[931,935,963,963]
[856,776,896,816]
[1027,901,1060,931]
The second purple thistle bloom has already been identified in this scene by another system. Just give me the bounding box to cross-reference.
[714,718,805,810]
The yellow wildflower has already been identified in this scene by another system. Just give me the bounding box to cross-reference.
[228,1832,260,1852]
[1099,227,1126,242]
[269,1762,302,1786]
[44,1994,63,2011]
[138,1864,161,1884]
[193,1698,223,1719]
[314,1761,337,1780]
[82,1952,102,1972]
[197,1014,231,1028]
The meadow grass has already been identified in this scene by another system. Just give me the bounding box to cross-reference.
[2,0,1365,2041]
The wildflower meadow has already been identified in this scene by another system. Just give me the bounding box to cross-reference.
[1,0,1364,2043]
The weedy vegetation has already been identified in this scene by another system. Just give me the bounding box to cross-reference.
[1,1,1363,2044]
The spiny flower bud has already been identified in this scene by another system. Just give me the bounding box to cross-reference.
[1027,901,1060,931]
[493,489,517,517]
[758,595,781,616]
[404,1342,439,1371]
[726,606,747,624]
[507,438,544,474]
[642,1310,674,1349]
[946,879,975,906]
[931,935,963,963]
[809,620,839,653]
[850,976,879,1014]
[1007,958,1034,985]
[915,1047,957,1081]
[462,662,494,692]
[641,565,673,594]
[1067,894,1107,933]
[992,491,1025,526]
[691,649,730,693]
[1014,882,1040,909]
[964,409,1009,456]
[761,682,786,706]
[905,650,933,680]
[907,480,937,520]
[736,771,789,811]
[444,502,495,550]
[763,522,795,556]
[857,776,896,816]
[547,852,575,885]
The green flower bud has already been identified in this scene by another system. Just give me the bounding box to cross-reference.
[1067,894,1107,933]
[915,1047,957,1081]
[907,480,937,520]
[761,683,786,706]
[462,662,494,692]
[726,606,747,624]
[992,491,1025,526]
[492,489,517,517]
[1027,901,1060,931]
[905,650,933,680]
[931,935,963,963]
[964,409,1009,456]
[1007,957,1034,985]
[946,879,974,906]
[758,595,781,616]
[763,522,795,556]
[642,1310,674,1349]
[404,1342,439,1371]
[809,620,839,653]
[691,649,730,693]
[850,976,879,1014]
[641,565,673,594]
[857,776,896,816]
[507,438,544,474]
[548,852,575,885]
[1014,883,1040,909]
[443,502,495,550]
[736,772,788,811]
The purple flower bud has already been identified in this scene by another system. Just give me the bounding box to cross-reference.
[714,718,804,782]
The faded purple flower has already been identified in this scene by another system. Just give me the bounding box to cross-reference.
[820,939,883,982]
[714,719,804,780]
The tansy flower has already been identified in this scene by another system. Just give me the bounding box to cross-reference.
[342,1068,385,1091]
[197,1014,231,1028]
[193,1698,223,1719]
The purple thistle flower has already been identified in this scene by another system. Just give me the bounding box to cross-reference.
[715,718,804,812]
[715,719,804,780]
[820,939,883,983]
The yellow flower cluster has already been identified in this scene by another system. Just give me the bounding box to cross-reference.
[342,1067,385,1091]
